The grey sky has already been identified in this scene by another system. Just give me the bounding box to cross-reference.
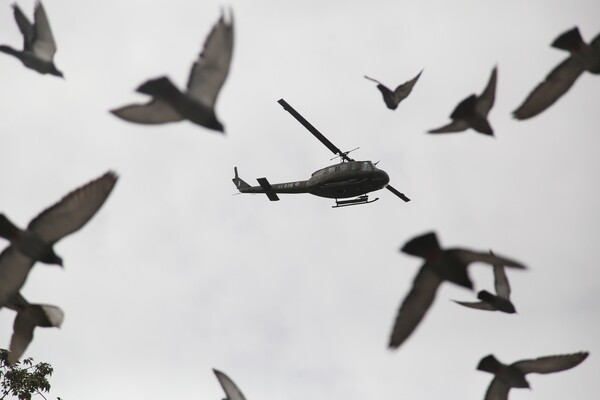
[1,0,599,399]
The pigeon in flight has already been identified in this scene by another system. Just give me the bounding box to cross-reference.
[453,250,518,313]
[0,171,118,308]
[478,352,589,400]
[388,232,525,349]
[513,27,600,120]
[364,70,423,110]
[0,2,63,77]
[428,67,497,136]
[111,10,234,132]
[214,369,247,400]
[4,292,64,365]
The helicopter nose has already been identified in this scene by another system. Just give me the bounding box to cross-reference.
[376,169,390,186]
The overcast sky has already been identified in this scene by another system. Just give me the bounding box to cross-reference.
[1,0,599,399]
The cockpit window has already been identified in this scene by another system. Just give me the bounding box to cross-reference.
[361,161,373,171]
[311,168,325,177]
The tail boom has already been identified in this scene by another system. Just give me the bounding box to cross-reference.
[232,167,308,200]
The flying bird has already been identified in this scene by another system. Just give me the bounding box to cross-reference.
[0,2,63,77]
[389,232,525,349]
[364,70,423,110]
[428,67,497,136]
[214,369,247,400]
[453,250,518,313]
[0,171,118,308]
[111,10,234,132]
[4,292,64,365]
[478,352,589,400]
[513,27,600,120]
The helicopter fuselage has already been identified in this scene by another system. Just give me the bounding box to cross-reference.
[235,160,390,200]
[307,160,389,198]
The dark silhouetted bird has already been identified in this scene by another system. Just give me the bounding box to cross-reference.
[453,250,518,313]
[389,232,525,349]
[111,10,234,132]
[478,352,589,400]
[428,67,497,136]
[0,2,63,77]
[0,171,118,308]
[4,292,63,365]
[364,70,423,110]
[214,369,247,400]
[513,27,600,120]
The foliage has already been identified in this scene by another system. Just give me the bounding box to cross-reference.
[0,349,60,400]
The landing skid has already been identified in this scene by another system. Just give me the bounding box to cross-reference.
[332,195,379,208]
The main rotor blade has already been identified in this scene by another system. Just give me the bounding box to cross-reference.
[387,184,410,202]
[278,99,352,161]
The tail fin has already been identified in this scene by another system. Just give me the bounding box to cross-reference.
[232,167,251,190]
[552,27,584,52]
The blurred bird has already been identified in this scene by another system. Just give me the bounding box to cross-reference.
[453,250,518,313]
[0,2,63,77]
[111,10,234,132]
[214,369,247,400]
[513,27,600,120]
[0,171,118,308]
[428,67,497,136]
[478,352,589,400]
[364,70,423,110]
[389,232,525,349]
[5,292,64,365]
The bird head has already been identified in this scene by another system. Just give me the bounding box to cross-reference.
[50,65,64,79]
[205,115,225,133]
[48,253,63,267]
[477,354,501,373]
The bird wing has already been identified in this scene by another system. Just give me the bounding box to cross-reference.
[512,57,584,119]
[427,118,469,134]
[27,171,118,244]
[110,99,183,124]
[513,352,589,374]
[32,1,57,61]
[8,309,36,365]
[12,4,35,50]
[213,369,247,400]
[389,267,442,349]
[0,247,35,308]
[452,299,496,311]
[453,249,526,270]
[186,11,234,108]
[392,70,423,101]
[364,75,383,85]
[491,257,511,300]
[483,377,511,400]
[476,67,497,115]
[7,300,62,365]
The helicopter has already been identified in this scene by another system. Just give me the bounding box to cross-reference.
[232,99,410,208]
